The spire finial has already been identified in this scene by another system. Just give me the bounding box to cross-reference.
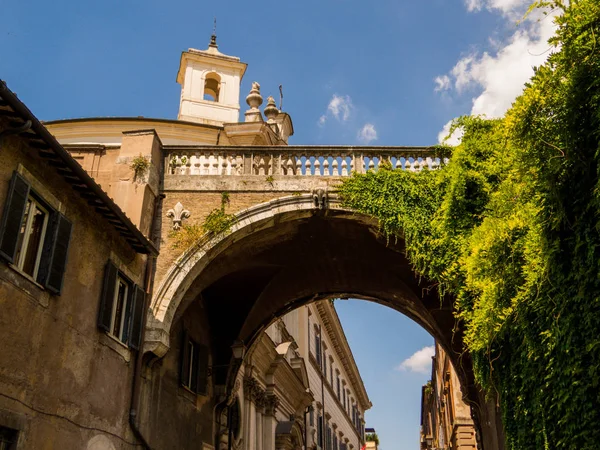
[209,17,218,48]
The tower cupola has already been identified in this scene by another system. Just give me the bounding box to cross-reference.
[176,35,247,126]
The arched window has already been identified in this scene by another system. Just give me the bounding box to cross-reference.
[204,72,221,102]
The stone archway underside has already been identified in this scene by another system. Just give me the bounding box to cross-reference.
[149,196,465,381]
[146,196,501,449]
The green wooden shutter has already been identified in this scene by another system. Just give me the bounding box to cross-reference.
[43,214,72,295]
[0,171,30,262]
[180,329,191,387]
[98,261,118,332]
[37,210,59,286]
[128,285,146,351]
[190,343,199,393]
[196,344,209,395]
[122,282,135,344]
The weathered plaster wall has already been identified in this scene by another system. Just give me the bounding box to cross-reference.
[0,129,145,449]
[138,300,216,449]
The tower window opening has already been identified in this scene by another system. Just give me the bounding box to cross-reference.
[204,73,221,102]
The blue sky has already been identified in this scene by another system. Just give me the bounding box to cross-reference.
[335,300,434,450]
[1,0,558,448]
[0,0,555,146]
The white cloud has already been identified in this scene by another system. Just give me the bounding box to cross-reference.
[396,346,435,374]
[318,115,327,126]
[435,10,558,142]
[438,120,464,146]
[434,75,451,92]
[327,94,353,122]
[465,0,528,15]
[357,123,378,144]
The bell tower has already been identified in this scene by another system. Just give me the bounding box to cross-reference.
[176,33,247,126]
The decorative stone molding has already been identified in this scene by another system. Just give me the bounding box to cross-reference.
[245,82,263,123]
[166,202,190,230]
[264,96,279,123]
[312,188,328,210]
[264,393,280,415]
[243,376,270,408]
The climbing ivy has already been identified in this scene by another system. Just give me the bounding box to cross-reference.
[340,2,600,448]
[171,192,236,250]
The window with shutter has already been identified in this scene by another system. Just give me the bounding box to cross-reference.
[98,260,143,349]
[180,330,209,395]
[0,171,72,295]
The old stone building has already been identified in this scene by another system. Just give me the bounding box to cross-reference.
[419,343,478,450]
[0,81,154,448]
[0,31,506,450]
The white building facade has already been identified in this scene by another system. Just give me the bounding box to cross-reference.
[233,301,371,450]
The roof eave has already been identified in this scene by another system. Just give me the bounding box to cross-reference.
[0,80,158,256]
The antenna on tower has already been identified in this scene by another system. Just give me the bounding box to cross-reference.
[279,85,283,111]
[209,17,218,48]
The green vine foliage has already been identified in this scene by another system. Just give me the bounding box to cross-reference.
[340,2,600,449]
[130,154,150,180]
[171,192,236,250]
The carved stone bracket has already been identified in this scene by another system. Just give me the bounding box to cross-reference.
[167,202,190,230]
[312,188,328,210]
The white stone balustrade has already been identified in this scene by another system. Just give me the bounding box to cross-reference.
[165,146,443,177]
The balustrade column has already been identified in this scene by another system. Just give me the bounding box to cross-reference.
[354,153,364,174]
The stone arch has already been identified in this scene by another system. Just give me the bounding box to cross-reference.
[148,194,355,356]
[146,193,501,449]
[148,193,461,369]
[204,72,221,102]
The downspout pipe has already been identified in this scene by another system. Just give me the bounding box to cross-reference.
[129,193,165,449]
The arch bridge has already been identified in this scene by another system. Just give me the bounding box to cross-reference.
[141,144,502,450]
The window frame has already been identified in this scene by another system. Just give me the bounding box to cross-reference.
[108,274,132,344]
[97,260,145,351]
[14,195,49,279]
[0,425,18,450]
[180,329,209,396]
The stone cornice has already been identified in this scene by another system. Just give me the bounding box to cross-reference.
[316,301,371,410]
